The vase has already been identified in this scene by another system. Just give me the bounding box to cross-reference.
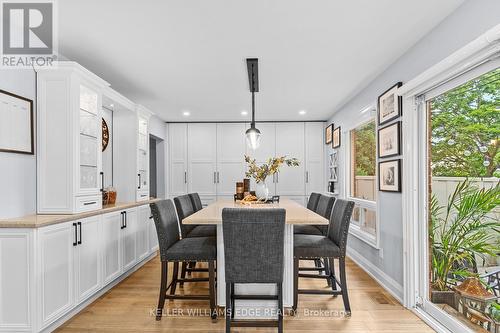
[255,180,269,200]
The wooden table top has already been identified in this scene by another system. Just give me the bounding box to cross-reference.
[183,198,328,225]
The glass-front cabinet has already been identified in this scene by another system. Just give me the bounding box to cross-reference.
[136,111,151,201]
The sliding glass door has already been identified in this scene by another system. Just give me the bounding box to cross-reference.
[418,67,500,332]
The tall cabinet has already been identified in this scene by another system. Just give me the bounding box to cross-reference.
[37,63,109,213]
[168,122,324,205]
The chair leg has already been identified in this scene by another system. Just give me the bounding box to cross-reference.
[324,258,332,287]
[208,261,217,322]
[180,262,187,287]
[156,261,168,320]
[278,282,283,333]
[339,257,351,315]
[169,262,179,296]
[329,257,337,291]
[230,283,235,319]
[187,261,196,275]
[293,257,299,313]
[225,283,231,333]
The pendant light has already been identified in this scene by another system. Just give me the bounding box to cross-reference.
[245,58,261,150]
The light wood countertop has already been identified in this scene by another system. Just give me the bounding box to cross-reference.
[184,198,328,225]
[0,198,161,228]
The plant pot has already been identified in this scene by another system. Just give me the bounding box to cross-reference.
[255,181,269,200]
[431,290,458,310]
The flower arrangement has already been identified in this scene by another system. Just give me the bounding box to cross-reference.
[244,155,300,183]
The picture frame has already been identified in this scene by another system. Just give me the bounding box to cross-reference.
[378,82,402,125]
[325,123,333,144]
[378,121,401,158]
[0,89,34,155]
[379,159,401,192]
[332,126,341,148]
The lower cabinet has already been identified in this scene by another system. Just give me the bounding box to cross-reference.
[15,203,159,332]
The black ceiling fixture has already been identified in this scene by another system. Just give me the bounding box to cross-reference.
[245,58,261,150]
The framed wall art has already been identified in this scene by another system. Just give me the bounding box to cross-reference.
[379,159,401,192]
[378,82,402,125]
[332,126,341,148]
[378,121,401,158]
[325,123,333,144]
[0,89,34,154]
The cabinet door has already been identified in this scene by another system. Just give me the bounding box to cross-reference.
[305,122,325,195]
[74,216,101,304]
[275,123,305,196]
[188,123,217,195]
[137,115,149,193]
[169,123,188,196]
[78,84,101,196]
[216,123,246,196]
[136,205,150,261]
[122,208,137,271]
[39,222,74,327]
[245,123,276,195]
[102,211,122,285]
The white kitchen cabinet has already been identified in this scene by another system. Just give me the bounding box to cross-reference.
[137,205,151,261]
[37,62,108,213]
[73,216,102,304]
[275,123,305,196]
[216,123,246,196]
[102,211,122,285]
[136,108,152,201]
[122,208,138,272]
[168,123,188,196]
[305,122,325,195]
[38,222,75,328]
[188,123,217,196]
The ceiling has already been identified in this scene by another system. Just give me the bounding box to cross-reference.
[58,0,464,121]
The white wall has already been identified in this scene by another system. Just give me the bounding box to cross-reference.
[327,0,500,300]
[0,69,36,219]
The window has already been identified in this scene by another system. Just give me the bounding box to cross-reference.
[348,118,378,244]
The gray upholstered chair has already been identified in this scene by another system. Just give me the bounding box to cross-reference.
[150,199,217,321]
[188,193,217,238]
[306,192,321,211]
[293,199,355,315]
[190,192,203,211]
[222,208,286,333]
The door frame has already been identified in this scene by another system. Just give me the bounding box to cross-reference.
[400,23,500,332]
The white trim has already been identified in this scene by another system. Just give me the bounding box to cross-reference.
[347,246,403,303]
[401,22,500,332]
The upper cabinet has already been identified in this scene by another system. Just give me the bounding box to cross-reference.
[37,63,109,214]
[136,107,153,201]
[305,122,325,195]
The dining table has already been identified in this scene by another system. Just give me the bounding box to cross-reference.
[183,198,328,318]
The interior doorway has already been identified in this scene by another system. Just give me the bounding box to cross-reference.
[149,134,165,199]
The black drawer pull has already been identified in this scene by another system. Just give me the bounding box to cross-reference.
[83,201,97,206]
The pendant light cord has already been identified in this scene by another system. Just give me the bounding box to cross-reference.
[251,63,256,128]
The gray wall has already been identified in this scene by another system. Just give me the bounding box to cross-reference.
[327,0,500,299]
[0,69,36,219]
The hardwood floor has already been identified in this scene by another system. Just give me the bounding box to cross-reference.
[56,255,434,332]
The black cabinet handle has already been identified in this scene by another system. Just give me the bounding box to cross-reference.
[138,174,141,189]
[120,212,125,229]
[124,211,127,228]
[73,223,77,246]
[77,222,82,244]
[100,172,104,192]
[83,201,97,206]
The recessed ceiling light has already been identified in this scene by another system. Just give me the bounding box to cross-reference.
[110,104,114,108]
[241,110,248,116]
[182,111,191,116]
[299,110,307,115]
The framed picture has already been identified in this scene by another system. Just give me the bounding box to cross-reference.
[332,126,341,148]
[378,121,401,158]
[378,82,402,125]
[0,90,34,154]
[325,123,333,144]
[379,159,401,192]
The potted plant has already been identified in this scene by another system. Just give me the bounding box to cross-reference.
[244,155,299,200]
[430,180,500,309]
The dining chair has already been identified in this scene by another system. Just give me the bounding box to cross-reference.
[294,193,325,236]
[222,208,286,333]
[174,194,216,285]
[293,198,355,315]
[150,199,217,321]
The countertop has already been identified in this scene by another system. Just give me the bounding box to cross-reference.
[0,198,162,228]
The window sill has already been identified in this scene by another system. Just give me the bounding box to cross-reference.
[349,224,379,249]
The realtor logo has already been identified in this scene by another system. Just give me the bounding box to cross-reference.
[1,1,57,67]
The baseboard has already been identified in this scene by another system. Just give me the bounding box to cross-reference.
[346,246,403,304]
[40,251,158,333]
